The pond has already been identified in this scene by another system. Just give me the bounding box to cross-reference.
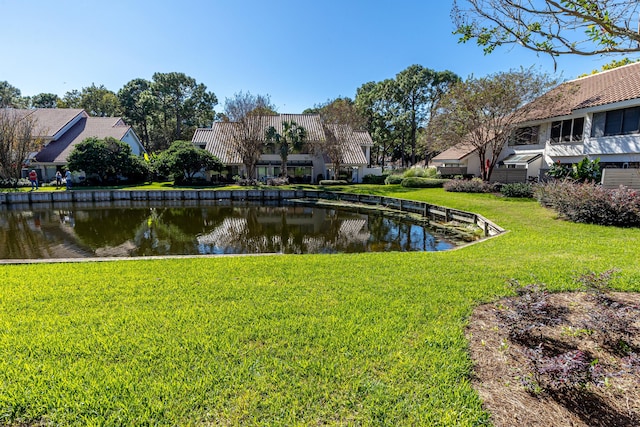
[0,201,459,259]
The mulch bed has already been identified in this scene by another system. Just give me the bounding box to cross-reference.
[466,292,640,427]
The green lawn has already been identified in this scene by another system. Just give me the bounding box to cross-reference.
[1,186,639,426]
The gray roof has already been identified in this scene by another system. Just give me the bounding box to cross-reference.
[35,116,132,163]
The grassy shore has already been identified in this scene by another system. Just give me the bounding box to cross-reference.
[1,186,639,426]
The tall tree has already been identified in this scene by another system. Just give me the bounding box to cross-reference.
[303,97,366,130]
[428,68,560,181]
[453,0,640,59]
[118,78,157,150]
[0,109,41,183]
[223,92,277,180]
[79,84,122,117]
[265,121,307,179]
[57,90,81,108]
[0,81,26,108]
[151,72,217,149]
[395,65,461,164]
[355,80,401,169]
[31,93,60,108]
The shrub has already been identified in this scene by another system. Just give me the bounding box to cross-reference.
[384,174,404,185]
[0,178,31,188]
[523,346,599,392]
[500,182,534,198]
[265,177,289,186]
[534,181,640,226]
[403,166,438,178]
[495,280,559,342]
[444,178,494,193]
[400,177,449,188]
[362,174,388,185]
[547,157,601,182]
[319,180,348,186]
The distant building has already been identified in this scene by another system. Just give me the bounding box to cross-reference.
[8,108,145,182]
[192,114,376,183]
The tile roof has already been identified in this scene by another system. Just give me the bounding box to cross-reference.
[526,61,640,121]
[434,62,640,161]
[431,141,477,162]
[35,116,131,163]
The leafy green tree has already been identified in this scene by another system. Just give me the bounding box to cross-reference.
[265,121,307,178]
[153,140,222,183]
[67,137,148,184]
[31,93,60,108]
[395,65,461,164]
[79,84,122,117]
[429,68,560,181]
[118,78,158,150]
[223,92,277,180]
[57,90,82,108]
[453,0,640,59]
[0,81,27,108]
[355,80,401,169]
[151,72,217,149]
[355,66,460,168]
[303,97,366,130]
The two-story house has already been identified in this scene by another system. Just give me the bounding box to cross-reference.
[432,62,640,185]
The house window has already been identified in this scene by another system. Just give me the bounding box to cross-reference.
[591,107,640,137]
[510,126,539,145]
[550,117,584,143]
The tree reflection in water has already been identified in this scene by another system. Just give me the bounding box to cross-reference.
[0,202,457,259]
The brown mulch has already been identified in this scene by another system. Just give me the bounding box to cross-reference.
[466,292,640,427]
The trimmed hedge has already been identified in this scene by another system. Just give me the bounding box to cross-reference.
[384,175,404,185]
[444,179,495,193]
[400,177,449,188]
[362,174,388,185]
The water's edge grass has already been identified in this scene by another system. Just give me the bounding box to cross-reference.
[1,186,639,426]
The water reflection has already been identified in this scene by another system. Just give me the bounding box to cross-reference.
[0,201,457,259]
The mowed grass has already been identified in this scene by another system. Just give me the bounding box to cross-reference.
[1,187,640,426]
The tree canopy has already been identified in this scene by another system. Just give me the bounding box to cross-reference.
[453,0,640,59]
[67,137,149,184]
[265,121,307,178]
[355,65,460,168]
[153,140,222,183]
[428,68,560,181]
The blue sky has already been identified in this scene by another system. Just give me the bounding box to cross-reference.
[2,0,637,114]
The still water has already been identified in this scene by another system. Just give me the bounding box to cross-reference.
[0,201,458,259]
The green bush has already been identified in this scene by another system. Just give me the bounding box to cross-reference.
[400,177,449,188]
[500,183,534,198]
[319,180,348,186]
[444,178,494,193]
[384,174,404,185]
[362,174,388,184]
[403,166,438,178]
